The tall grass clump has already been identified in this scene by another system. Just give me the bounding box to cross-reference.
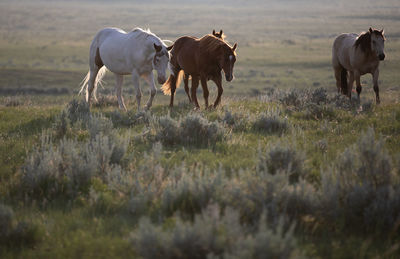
[131,205,300,259]
[320,128,400,233]
[252,108,289,135]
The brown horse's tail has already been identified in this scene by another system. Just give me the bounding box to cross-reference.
[340,67,348,95]
[161,70,184,95]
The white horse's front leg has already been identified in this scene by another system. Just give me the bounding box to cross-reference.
[372,69,380,104]
[132,70,141,111]
[114,73,127,111]
[143,73,157,110]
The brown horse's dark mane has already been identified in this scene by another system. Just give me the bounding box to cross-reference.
[354,29,385,54]
[200,35,236,55]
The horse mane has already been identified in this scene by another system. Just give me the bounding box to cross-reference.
[354,31,371,53]
[130,28,166,48]
[354,29,385,54]
[200,35,233,55]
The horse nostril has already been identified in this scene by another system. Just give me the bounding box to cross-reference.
[379,54,385,60]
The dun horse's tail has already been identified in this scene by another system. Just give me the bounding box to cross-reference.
[340,67,348,95]
[161,70,184,95]
[78,66,107,102]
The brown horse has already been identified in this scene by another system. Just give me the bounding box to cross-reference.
[162,33,237,108]
[332,27,385,103]
[182,30,227,103]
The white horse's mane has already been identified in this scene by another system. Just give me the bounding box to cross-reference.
[130,27,167,48]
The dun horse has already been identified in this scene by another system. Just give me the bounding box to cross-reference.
[162,33,237,108]
[79,27,172,110]
[332,27,385,103]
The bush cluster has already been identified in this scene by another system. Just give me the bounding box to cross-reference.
[252,108,289,135]
[153,113,225,147]
[21,132,128,202]
[131,205,300,259]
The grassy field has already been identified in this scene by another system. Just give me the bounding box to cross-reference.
[1,0,400,258]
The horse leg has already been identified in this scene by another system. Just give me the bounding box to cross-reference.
[132,70,141,111]
[144,73,157,110]
[200,76,209,109]
[373,69,380,104]
[114,73,126,111]
[348,71,356,99]
[169,76,178,108]
[212,73,223,108]
[191,75,200,109]
[184,73,192,103]
[354,71,361,100]
[333,67,342,94]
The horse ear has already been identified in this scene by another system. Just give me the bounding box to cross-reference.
[166,45,173,51]
[220,30,223,35]
[154,43,162,52]
[212,29,216,35]
[232,43,237,52]
[369,27,373,33]
[380,29,384,34]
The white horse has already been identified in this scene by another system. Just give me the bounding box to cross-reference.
[332,27,385,103]
[79,27,173,110]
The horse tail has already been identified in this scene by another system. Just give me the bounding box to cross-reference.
[78,66,107,102]
[340,67,348,95]
[161,70,183,95]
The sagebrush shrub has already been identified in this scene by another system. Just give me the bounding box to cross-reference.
[161,167,224,219]
[320,128,400,232]
[21,132,128,202]
[153,115,180,146]
[153,113,225,147]
[180,113,224,147]
[252,109,289,135]
[131,205,300,259]
[222,110,248,131]
[65,99,90,124]
[258,142,304,183]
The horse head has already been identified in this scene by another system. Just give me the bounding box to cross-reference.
[153,43,173,84]
[218,43,237,82]
[369,27,386,61]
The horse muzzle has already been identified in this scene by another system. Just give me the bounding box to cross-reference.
[379,53,385,61]
[225,74,233,82]
[158,77,166,84]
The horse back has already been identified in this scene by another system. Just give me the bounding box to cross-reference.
[171,36,200,74]
[332,33,357,70]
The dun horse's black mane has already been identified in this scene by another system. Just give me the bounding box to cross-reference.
[354,29,385,54]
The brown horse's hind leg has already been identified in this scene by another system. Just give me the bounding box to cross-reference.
[183,73,191,103]
[212,74,223,108]
[200,76,209,108]
[191,75,200,109]
[169,76,178,107]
